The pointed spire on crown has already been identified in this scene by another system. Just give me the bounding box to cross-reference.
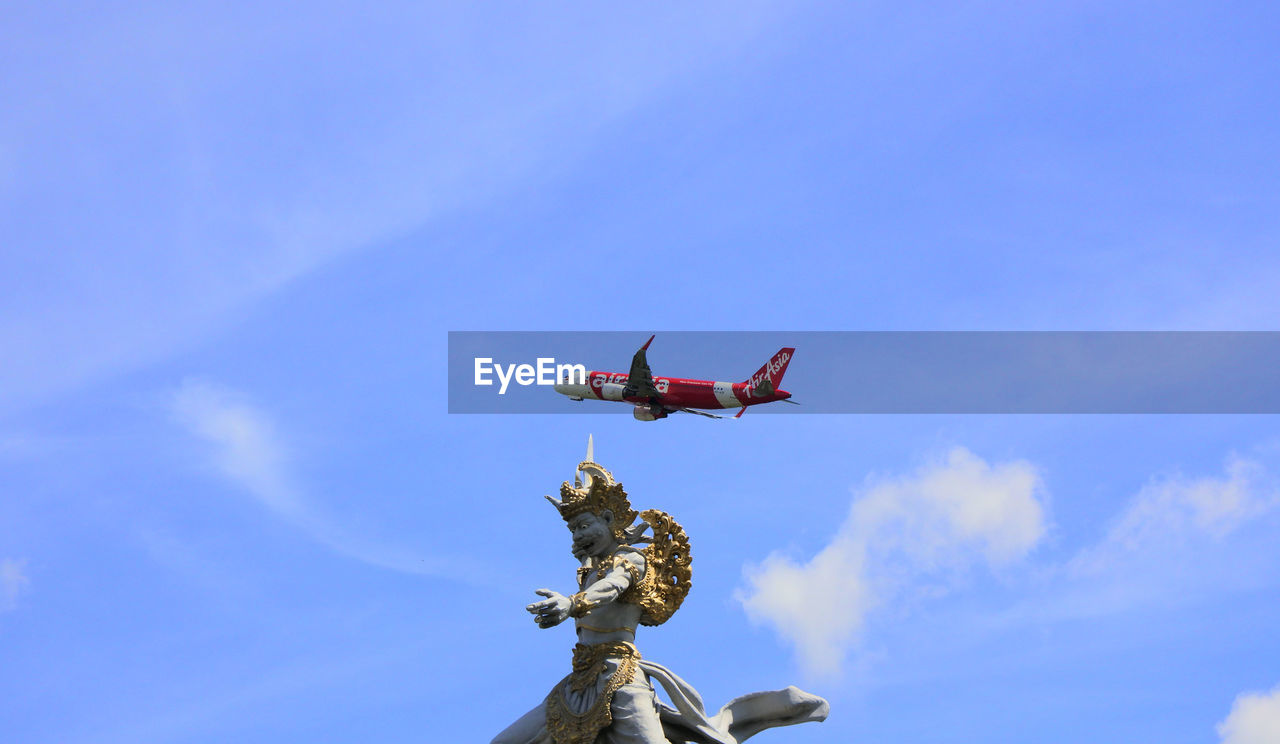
[544,435,639,541]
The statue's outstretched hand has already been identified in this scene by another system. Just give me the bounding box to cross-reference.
[526,589,571,628]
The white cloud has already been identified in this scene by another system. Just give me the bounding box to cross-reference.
[739,447,1046,676]
[1,558,30,613]
[1071,455,1278,576]
[171,378,451,577]
[1218,684,1280,744]
[741,537,874,678]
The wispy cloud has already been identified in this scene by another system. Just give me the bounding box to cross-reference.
[72,636,438,744]
[171,380,303,516]
[1,558,30,613]
[1071,455,1278,576]
[0,5,787,415]
[1218,683,1280,744]
[170,378,455,578]
[739,447,1046,676]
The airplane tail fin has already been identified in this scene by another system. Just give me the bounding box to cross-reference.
[744,347,794,398]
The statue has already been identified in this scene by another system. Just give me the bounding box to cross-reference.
[492,437,828,744]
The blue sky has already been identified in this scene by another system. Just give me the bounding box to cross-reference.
[3,2,1280,743]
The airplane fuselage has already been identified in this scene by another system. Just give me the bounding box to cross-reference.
[554,338,794,420]
[554,371,791,409]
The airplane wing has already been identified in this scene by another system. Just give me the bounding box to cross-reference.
[674,407,727,419]
[624,334,661,400]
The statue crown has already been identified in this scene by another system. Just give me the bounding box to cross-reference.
[545,436,639,542]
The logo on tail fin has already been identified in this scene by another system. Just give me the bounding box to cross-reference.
[745,348,794,395]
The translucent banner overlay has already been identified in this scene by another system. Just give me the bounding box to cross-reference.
[448,332,1280,414]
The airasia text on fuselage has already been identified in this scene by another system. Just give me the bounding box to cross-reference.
[589,372,670,395]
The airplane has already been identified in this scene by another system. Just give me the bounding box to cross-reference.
[553,335,797,420]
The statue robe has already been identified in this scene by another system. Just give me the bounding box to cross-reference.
[492,655,828,744]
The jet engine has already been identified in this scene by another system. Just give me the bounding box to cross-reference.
[632,404,668,421]
[598,382,627,401]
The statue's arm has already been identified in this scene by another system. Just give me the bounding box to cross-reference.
[526,553,645,628]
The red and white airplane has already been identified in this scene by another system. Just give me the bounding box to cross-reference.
[553,335,797,420]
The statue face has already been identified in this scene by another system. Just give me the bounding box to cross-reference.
[568,511,613,558]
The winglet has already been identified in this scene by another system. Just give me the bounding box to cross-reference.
[734,406,747,419]
[641,334,655,351]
